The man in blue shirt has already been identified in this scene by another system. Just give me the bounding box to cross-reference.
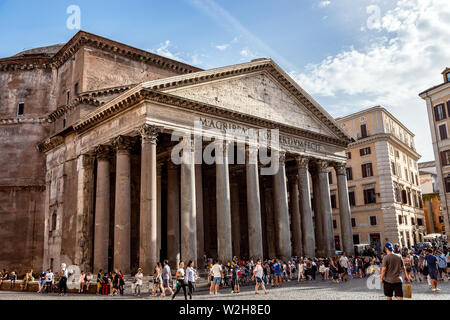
[273,259,282,287]
[437,250,447,281]
[425,249,439,292]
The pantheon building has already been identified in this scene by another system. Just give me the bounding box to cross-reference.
[0,31,354,274]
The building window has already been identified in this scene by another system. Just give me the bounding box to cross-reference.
[66,90,71,105]
[17,103,25,116]
[417,218,423,226]
[360,124,368,138]
[411,217,415,225]
[401,190,408,204]
[74,82,79,96]
[333,220,338,229]
[398,215,403,224]
[439,124,448,140]
[439,216,444,223]
[391,162,396,175]
[328,172,333,184]
[346,167,353,181]
[347,152,352,160]
[434,103,446,121]
[363,188,377,204]
[353,234,360,245]
[362,163,373,178]
[360,147,371,156]
[445,177,450,193]
[351,218,356,228]
[349,191,356,206]
[330,195,337,209]
[51,212,57,232]
[440,150,450,166]
[369,216,378,226]
[395,150,400,158]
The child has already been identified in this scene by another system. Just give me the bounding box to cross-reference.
[347,263,353,280]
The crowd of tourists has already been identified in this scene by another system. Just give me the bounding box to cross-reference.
[1,244,448,299]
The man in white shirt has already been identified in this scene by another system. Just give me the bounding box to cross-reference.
[209,259,223,295]
[134,268,143,296]
[339,253,349,281]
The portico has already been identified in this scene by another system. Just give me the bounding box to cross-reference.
[40,59,354,273]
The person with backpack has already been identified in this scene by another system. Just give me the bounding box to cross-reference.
[162,260,174,297]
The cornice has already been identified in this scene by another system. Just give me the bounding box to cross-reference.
[73,88,348,148]
[37,136,65,153]
[0,31,202,74]
[348,133,421,159]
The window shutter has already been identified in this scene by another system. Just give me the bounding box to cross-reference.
[363,190,368,204]
[443,104,447,119]
[441,151,448,166]
[447,101,450,116]
[435,105,440,121]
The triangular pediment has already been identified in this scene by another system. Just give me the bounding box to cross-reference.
[163,71,340,139]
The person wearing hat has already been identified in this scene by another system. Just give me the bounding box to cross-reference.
[380,242,409,300]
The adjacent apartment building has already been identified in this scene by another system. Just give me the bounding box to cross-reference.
[419,68,450,237]
[418,161,446,234]
[329,107,426,251]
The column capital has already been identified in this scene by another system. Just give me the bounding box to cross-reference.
[333,162,347,176]
[94,145,112,161]
[295,156,310,170]
[138,124,162,144]
[113,136,134,153]
[278,151,287,165]
[81,153,95,169]
[315,159,329,173]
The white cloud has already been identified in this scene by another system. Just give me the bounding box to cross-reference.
[318,1,331,8]
[291,0,450,161]
[154,40,184,62]
[240,48,257,59]
[216,44,229,51]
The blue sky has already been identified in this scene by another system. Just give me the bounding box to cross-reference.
[1,0,449,161]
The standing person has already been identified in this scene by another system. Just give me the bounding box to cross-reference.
[209,259,223,295]
[58,264,68,296]
[118,271,125,296]
[186,261,196,300]
[297,259,305,282]
[134,268,144,297]
[45,269,53,294]
[426,249,439,292]
[10,271,17,288]
[231,261,240,294]
[162,260,174,297]
[437,250,447,282]
[339,253,349,282]
[102,272,109,295]
[330,257,339,283]
[38,270,46,293]
[151,264,165,298]
[402,253,412,281]
[172,261,188,300]
[380,243,409,300]
[252,259,268,295]
[273,259,283,287]
[96,270,103,295]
